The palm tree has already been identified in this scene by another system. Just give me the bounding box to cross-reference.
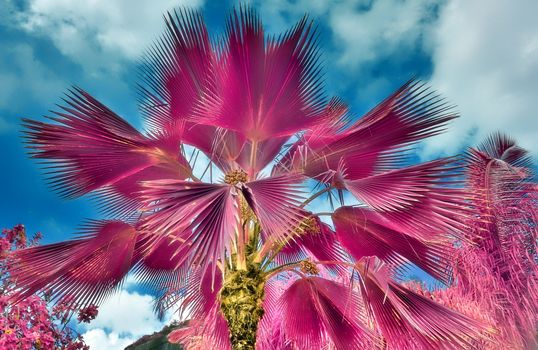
[11,7,494,349]
[445,134,537,349]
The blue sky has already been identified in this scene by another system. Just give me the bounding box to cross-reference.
[1,0,537,348]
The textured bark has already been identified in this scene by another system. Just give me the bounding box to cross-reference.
[220,262,265,350]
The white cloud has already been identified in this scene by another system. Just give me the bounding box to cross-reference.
[84,290,164,336]
[422,0,538,157]
[0,41,65,142]
[0,0,18,27]
[80,288,179,350]
[16,0,205,75]
[121,273,140,290]
[82,329,135,350]
[328,0,438,70]
[260,0,437,68]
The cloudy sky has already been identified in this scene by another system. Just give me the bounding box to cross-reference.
[1,0,536,348]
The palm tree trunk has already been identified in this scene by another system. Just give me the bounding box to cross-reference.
[220,263,265,350]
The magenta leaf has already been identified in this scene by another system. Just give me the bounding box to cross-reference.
[357,257,490,349]
[10,220,137,307]
[241,174,306,244]
[279,276,376,349]
[141,180,239,279]
[333,206,453,283]
[192,8,324,141]
[22,88,191,201]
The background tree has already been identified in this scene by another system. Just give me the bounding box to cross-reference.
[412,134,537,349]
[1,224,97,350]
[7,7,536,350]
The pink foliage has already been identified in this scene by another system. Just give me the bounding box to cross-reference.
[10,221,137,307]
[333,206,454,284]
[1,225,96,350]
[429,134,538,349]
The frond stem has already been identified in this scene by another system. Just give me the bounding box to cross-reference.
[313,212,333,217]
[249,140,258,179]
[266,260,356,279]
[300,186,332,208]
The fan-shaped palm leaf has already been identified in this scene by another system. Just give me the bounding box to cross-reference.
[10,221,137,308]
[357,257,490,349]
[333,206,453,283]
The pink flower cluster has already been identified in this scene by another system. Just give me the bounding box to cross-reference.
[0,225,95,350]
[77,305,98,324]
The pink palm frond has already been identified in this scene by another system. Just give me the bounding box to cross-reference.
[22,88,191,201]
[156,265,222,323]
[345,158,470,241]
[168,269,230,350]
[272,214,349,275]
[256,279,289,350]
[165,266,231,349]
[271,97,351,176]
[236,136,291,175]
[95,163,186,219]
[168,308,230,350]
[9,221,137,308]
[333,206,453,284]
[140,8,247,172]
[140,180,239,279]
[241,174,306,244]
[138,9,214,132]
[344,157,459,211]
[278,276,376,349]
[275,80,457,182]
[194,8,324,141]
[357,257,490,349]
[130,231,189,291]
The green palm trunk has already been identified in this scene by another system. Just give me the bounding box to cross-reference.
[221,265,266,350]
[220,231,266,350]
